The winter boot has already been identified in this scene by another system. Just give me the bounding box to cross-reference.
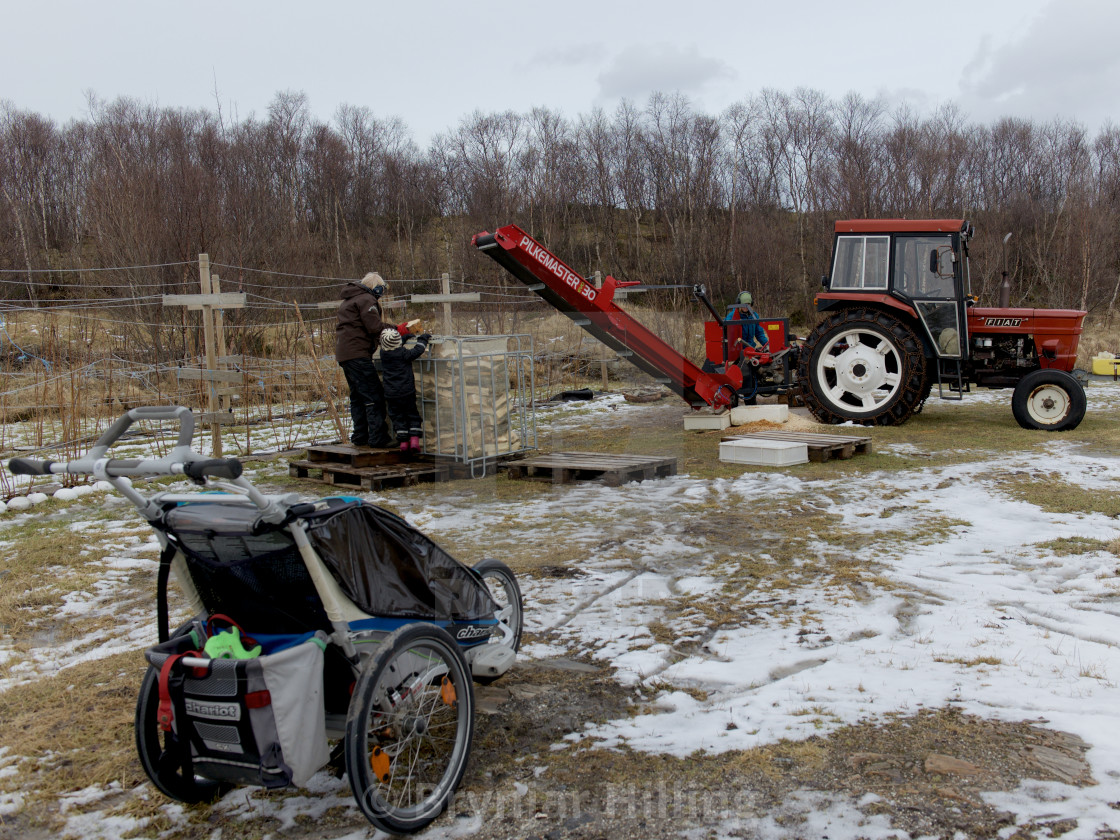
[409,435,421,452]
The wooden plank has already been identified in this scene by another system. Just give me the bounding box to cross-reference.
[500,451,677,485]
[162,292,247,308]
[305,444,401,468]
[198,412,238,425]
[175,367,245,383]
[409,292,481,303]
[306,444,360,461]
[300,299,405,311]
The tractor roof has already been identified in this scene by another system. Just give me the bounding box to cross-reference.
[835,219,968,234]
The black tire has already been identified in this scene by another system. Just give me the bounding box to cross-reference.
[135,666,228,804]
[911,361,935,414]
[1011,369,1086,431]
[345,623,474,834]
[799,308,928,426]
[472,558,524,683]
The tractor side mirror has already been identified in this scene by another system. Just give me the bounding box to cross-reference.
[930,247,955,278]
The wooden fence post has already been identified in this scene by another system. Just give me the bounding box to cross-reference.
[162,256,246,456]
[441,273,452,335]
[594,271,608,391]
[199,254,222,456]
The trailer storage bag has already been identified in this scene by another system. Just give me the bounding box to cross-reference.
[145,623,330,788]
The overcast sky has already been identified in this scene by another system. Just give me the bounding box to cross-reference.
[4,0,1118,145]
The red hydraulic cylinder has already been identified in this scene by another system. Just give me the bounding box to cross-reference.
[472,224,742,409]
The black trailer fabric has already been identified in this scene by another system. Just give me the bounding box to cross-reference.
[306,502,497,621]
[159,502,331,633]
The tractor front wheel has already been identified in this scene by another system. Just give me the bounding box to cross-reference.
[1011,369,1086,431]
[799,308,928,426]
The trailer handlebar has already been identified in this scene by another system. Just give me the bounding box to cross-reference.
[5,406,236,482]
[182,458,244,482]
[8,457,55,476]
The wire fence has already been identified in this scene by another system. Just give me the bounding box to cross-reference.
[0,259,642,483]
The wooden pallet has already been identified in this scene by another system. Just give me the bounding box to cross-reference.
[288,459,449,490]
[720,431,872,463]
[290,442,451,490]
[303,443,403,468]
[500,451,677,486]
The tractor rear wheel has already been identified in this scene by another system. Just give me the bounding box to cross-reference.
[799,308,928,426]
[1011,369,1086,431]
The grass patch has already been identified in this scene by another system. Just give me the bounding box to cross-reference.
[0,652,149,808]
[1035,536,1112,556]
[0,520,106,639]
[933,655,1003,668]
[994,471,1120,517]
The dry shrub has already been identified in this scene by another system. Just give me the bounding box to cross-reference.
[1076,316,1120,367]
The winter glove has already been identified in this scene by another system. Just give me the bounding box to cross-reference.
[418,333,432,343]
[396,322,411,337]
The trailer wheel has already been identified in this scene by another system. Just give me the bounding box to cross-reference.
[345,623,474,834]
[799,308,928,426]
[473,557,524,657]
[1011,369,1086,431]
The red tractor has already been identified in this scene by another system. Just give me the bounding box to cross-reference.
[798,219,1088,431]
[474,221,1089,432]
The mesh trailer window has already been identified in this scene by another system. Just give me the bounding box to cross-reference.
[831,236,889,289]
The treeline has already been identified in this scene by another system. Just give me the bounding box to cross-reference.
[2,89,1119,332]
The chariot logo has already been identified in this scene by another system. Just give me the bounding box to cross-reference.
[518,236,598,303]
[984,317,1024,327]
[455,625,493,641]
[185,698,242,721]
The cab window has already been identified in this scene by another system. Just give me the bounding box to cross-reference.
[831,236,889,290]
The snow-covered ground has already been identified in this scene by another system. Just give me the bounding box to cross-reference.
[2,385,1120,838]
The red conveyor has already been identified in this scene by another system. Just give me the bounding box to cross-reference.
[472,224,741,409]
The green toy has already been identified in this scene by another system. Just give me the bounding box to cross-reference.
[204,626,261,660]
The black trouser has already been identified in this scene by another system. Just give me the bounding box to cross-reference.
[386,394,423,442]
[340,358,391,447]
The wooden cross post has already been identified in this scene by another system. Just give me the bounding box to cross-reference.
[161,254,247,457]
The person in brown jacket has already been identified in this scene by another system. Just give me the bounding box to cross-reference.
[335,272,397,448]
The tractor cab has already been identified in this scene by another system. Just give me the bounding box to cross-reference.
[819,219,973,366]
[805,218,1087,430]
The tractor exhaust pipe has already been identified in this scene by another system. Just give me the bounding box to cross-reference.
[999,232,1013,308]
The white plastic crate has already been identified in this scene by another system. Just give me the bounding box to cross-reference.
[729,404,789,425]
[719,438,808,466]
[683,412,731,431]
